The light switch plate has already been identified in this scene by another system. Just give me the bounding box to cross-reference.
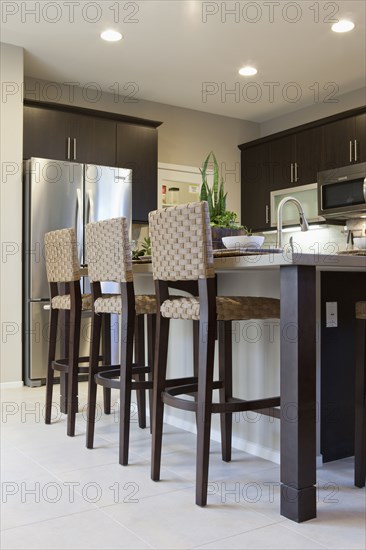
[326,302,338,328]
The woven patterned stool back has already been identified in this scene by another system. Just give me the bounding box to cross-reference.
[85,217,133,283]
[44,228,80,283]
[149,202,215,281]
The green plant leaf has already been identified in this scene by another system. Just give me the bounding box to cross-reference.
[199,151,245,229]
[199,176,208,202]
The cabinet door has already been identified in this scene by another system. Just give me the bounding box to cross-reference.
[321,117,356,169]
[354,112,366,163]
[241,143,272,231]
[23,106,71,161]
[295,126,322,185]
[116,123,158,223]
[71,115,116,166]
[268,135,295,188]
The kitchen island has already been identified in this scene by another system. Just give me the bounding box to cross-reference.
[133,249,366,522]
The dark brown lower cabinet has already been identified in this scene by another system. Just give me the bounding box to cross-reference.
[320,272,366,462]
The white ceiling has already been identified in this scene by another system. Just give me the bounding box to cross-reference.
[1,0,365,122]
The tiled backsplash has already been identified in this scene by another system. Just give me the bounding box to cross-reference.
[133,219,366,255]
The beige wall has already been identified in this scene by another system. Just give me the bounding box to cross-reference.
[260,87,366,137]
[24,77,260,214]
[0,43,24,384]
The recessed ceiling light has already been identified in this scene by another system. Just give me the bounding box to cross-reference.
[100,30,122,42]
[239,66,258,76]
[331,20,355,33]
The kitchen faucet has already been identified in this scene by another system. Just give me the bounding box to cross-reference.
[276,197,309,249]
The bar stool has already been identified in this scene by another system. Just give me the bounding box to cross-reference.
[148,201,280,506]
[85,217,157,466]
[44,227,111,437]
[355,301,366,488]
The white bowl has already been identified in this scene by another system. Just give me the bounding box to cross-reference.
[222,235,265,249]
[353,237,366,250]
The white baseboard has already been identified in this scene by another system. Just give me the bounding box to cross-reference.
[316,454,323,468]
[162,409,280,465]
[0,381,24,389]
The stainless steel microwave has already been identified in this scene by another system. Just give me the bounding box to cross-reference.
[317,162,366,219]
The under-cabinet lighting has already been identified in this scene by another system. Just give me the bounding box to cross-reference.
[100,30,123,42]
[263,225,327,235]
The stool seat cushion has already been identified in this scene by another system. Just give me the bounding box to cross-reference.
[356,301,366,320]
[51,293,93,311]
[94,294,157,316]
[161,296,280,321]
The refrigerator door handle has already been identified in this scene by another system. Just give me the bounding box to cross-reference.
[87,189,95,224]
[76,188,83,264]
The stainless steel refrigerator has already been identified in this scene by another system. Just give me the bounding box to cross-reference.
[23,157,132,387]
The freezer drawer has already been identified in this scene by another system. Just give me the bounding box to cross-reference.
[25,301,93,385]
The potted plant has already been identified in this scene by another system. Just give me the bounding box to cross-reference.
[200,151,250,249]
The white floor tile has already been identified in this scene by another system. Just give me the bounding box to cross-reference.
[195,523,328,549]
[1,384,365,550]
[102,487,276,549]
[0,508,152,549]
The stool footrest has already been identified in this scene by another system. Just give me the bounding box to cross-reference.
[52,355,106,372]
[95,364,152,390]
[163,384,280,414]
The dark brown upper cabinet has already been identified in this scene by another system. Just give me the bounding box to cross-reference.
[321,113,366,170]
[23,105,71,162]
[24,105,116,166]
[294,126,323,185]
[23,100,162,223]
[68,114,116,166]
[268,135,295,189]
[116,122,158,223]
[239,107,365,232]
[241,142,272,230]
[268,128,322,188]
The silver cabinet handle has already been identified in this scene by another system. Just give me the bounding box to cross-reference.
[350,140,353,163]
[354,140,358,162]
[43,304,51,310]
[265,204,269,224]
[73,138,77,161]
[67,137,71,160]
[294,162,298,183]
[290,163,294,183]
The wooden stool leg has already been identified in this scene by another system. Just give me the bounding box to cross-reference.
[86,311,102,449]
[196,311,216,507]
[102,313,112,415]
[119,294,135,466]
[45,308,58,424]
[193,320,199,427]
[60,309,70,414]
[218,320,233,463]
[151,314,170,481]
[147,314,156,434]
[67,288,82,437]
[134,315,146,429]
[355,317,366,488]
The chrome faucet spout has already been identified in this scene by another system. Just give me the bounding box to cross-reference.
[276,196,309,249]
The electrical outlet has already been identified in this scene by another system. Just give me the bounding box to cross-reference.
[326,302,338,328]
